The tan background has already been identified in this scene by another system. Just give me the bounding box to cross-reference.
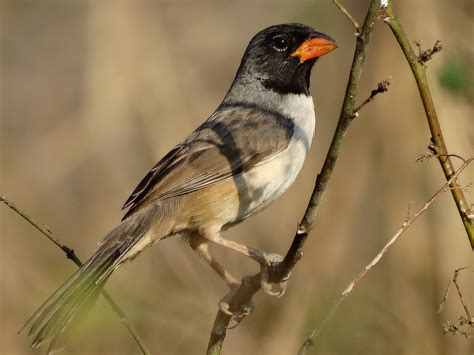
[1,0,473,354]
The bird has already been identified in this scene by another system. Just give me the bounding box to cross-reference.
[22,23,336,352]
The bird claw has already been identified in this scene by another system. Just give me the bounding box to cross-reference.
[261,279,287,297]
[281,270,292,282]
[257,252,291,298]
[259,252,284,266]
[218,286,254,329]
[260,263,290,297]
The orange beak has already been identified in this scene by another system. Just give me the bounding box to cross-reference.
[291,36,337,63]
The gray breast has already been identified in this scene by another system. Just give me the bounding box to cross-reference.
[232,92,316,220]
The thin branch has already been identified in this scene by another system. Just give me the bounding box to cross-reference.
[298,157,473,354]
[438,267,472,318]
[0,196,151,355]
[206,1,383,354]
[438,266,474,337]
[452,269,472,321]
[416,149,469,164]
[383,0,474,248]
[1,196,81,264]
[332,0,361,33]
[298,0,381,234]
[342,159,472,298]
[415,40,443,65]
[438,275,454,314]
[352,78,391,117]
[442,320,473,338]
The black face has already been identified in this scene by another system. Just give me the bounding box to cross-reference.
[235,23,335,96]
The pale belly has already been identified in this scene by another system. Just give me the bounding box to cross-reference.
[229,94,316,223]
[232,130,312,221]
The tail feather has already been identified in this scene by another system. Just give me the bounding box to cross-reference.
[43,261,112,340]
[45,276,110,355]
[23,255,97,337]
[26,252,117,350]
[22,220,147,353]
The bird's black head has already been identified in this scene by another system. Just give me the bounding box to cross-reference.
[234,23,336,96]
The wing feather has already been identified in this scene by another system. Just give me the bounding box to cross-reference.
[122,103,294,219]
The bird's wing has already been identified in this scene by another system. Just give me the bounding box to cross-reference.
[121,103,294,219]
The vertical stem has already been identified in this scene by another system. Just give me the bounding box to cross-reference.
[300,0,380,232]
[384,1,474,248]
[205,0,383,353]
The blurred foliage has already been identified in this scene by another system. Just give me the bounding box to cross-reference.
[438,56,474,103]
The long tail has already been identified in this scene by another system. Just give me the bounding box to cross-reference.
[22,213,155,353]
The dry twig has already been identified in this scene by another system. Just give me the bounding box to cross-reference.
[352,78,391,117]
[332,0,361,33]
[438,266,473,338]
[298,157,473,354]
[416,147,469,165]
[415,40,443,65]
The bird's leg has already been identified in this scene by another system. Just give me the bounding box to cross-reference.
[204,234,290,297]
[190,234,254,322]
[189,236,239,289]
[218,276,255,329]
[205,235,282,265]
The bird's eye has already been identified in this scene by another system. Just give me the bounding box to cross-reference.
[271,35,289,52]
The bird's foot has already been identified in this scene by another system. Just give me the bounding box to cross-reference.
[257,253,291,297]
[218,283,254,329]
[260,264,291,297]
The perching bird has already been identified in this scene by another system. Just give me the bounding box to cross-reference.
[23,23,336,352]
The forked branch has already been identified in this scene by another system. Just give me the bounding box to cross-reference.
[438,266,474,338]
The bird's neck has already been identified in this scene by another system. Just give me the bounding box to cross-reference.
[222,79,315,126]
[228,58,315,97]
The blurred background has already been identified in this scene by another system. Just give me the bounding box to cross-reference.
[1,0,473,354]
